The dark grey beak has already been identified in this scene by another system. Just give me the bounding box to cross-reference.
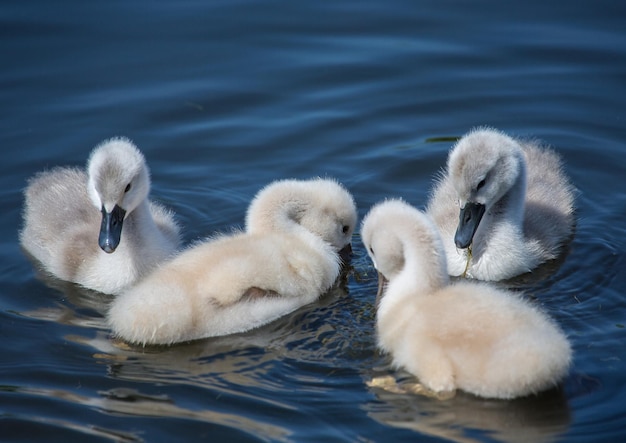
[375,271,387,308]
[99,204,126,253]
[339,243,353,265]
[454,202,486,249]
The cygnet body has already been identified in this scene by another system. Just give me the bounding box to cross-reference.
[108,178,357,345]
[427,127,575,281]
[20,137,180,295]
[362,199,571,399]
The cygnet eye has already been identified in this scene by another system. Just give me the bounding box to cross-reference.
[342,225,350,234]
[369,246,375,255]
[476,179,486,191]
[124,183,131,193]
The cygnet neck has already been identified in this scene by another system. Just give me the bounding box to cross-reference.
[476,152,527,243]
[393,223,450,296]
[120,199,161,249]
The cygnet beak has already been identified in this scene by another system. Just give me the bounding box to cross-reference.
[99,204,126,253]
[375,271,388,308]
[455,202,486,249]
[339,243,353,265]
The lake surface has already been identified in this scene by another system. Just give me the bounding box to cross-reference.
[2,0,625,441]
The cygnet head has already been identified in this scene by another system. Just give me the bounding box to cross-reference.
[447,127,526,249]
[246,178,357,254]
[87,137,151,253]
[361,199,448,304]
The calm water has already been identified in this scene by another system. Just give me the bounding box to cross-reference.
[2,0,625,441]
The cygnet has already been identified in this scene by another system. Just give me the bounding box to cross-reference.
[362,198,572,399]
[108,178,357,345]
[20,137,180,294]
[427,127,575,281]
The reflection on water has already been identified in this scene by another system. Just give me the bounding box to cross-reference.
[1,410,141,443]
[365,370,571,443]
[18,274,355,442]
[6,384,291,442]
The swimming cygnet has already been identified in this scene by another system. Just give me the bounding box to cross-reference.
[426,127,575,281]
[108,178,357,345]
[20,137,180,295]
[362,199,571,399]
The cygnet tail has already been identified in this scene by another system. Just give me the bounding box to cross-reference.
[480,327,572,399]
[108,278,194,346]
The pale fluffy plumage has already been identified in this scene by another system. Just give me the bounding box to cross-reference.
[427,127,575,281]
[108,178,357,345]
[20,137,180,295]
[362,199,571,399]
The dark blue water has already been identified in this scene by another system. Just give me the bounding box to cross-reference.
[2,0,625,441]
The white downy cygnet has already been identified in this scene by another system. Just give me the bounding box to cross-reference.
[108,178,357,345]
[20,137,180,295]
[362,199,571,399]
[427,127,575,281]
